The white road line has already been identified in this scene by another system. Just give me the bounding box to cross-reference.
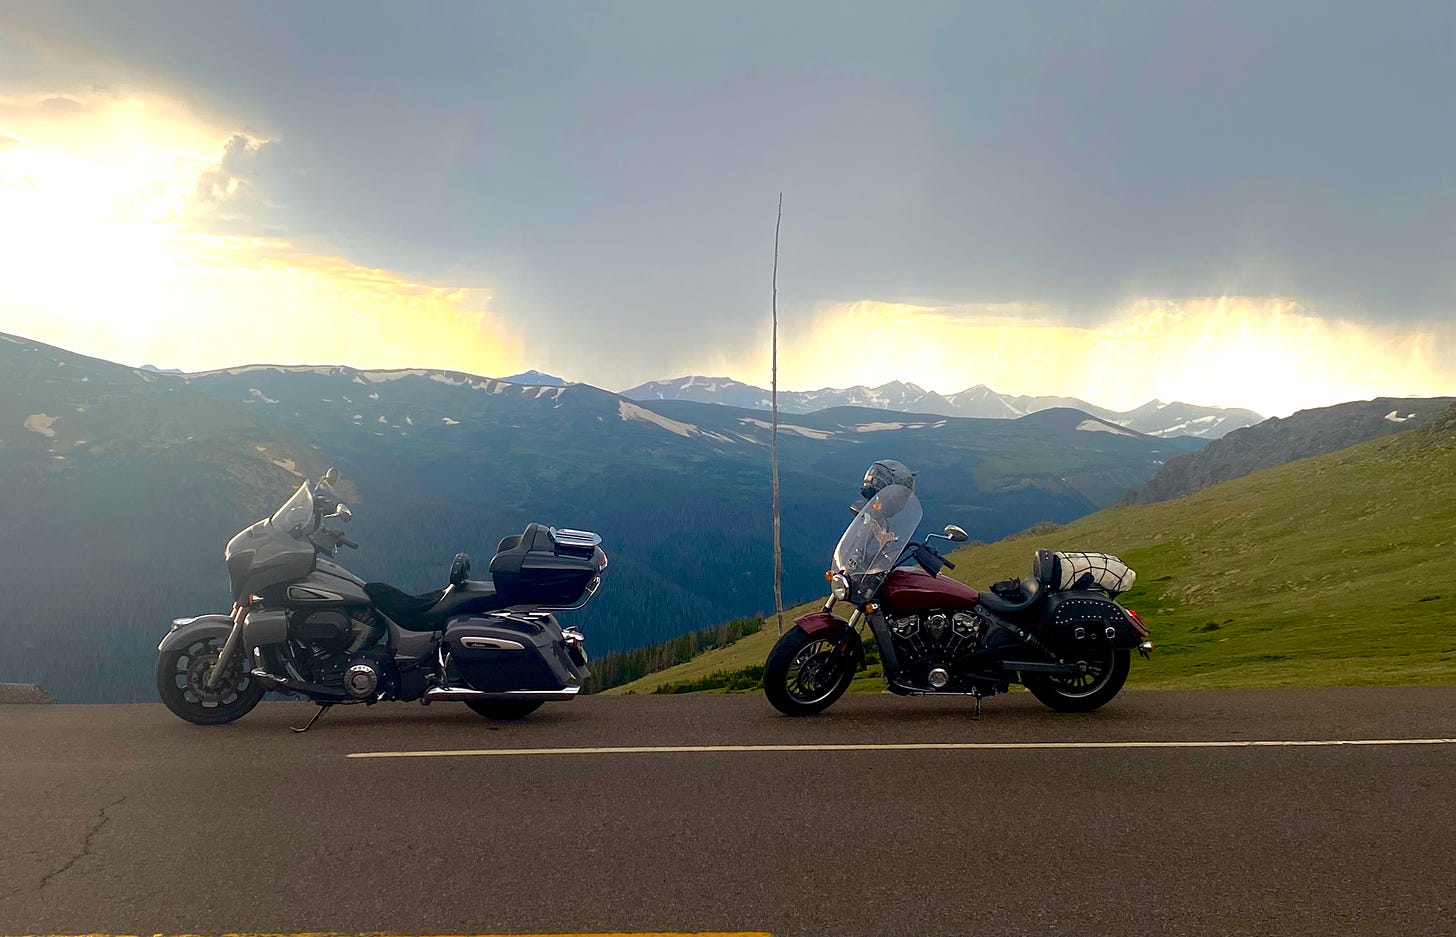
[347,738,1456,759]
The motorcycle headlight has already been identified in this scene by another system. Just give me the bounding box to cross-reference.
[830,573,850,602]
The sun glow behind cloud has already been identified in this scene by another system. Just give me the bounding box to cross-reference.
[765,297,1456,417]
[0,90,523,375]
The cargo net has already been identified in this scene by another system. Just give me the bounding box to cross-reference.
[1055,552,1136,595]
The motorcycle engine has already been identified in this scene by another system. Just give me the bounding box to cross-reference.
[888,609,985,688]
[288,611,387,695]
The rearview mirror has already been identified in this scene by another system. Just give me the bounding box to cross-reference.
[943,524,968,542]
[328,503,352,522]
[321,467,340,488]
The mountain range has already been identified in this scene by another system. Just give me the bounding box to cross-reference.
[1123,396,1456,504]
[623,376,1263,438]
[0,331,1199,701]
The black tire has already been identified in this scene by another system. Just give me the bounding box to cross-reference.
[1023,647,1131,713]
[156,635,264,726]
[465,700,543,720]
[764,624,855,716]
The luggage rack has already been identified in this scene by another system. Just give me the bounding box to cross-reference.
[549,527,602,549]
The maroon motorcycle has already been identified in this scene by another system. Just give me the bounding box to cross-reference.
[763,468,1152,717]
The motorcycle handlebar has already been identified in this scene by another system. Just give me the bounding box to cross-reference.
[340,536,359,550]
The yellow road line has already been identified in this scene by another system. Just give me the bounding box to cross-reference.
[346,737,1456,759]
[15,933,772,937]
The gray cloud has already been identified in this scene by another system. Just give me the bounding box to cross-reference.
[5,0,1454,386]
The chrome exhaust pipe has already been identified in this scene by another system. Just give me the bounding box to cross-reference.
[423,685,582,703]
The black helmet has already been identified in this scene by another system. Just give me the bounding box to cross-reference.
[861,459,917,499]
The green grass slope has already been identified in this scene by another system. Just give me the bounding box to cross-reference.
[610,406,1456,694]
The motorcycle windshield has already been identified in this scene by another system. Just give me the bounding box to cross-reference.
[270,482,314,535]
[832,484,922,594]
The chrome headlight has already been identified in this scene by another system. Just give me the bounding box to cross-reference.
[830,573,850,602]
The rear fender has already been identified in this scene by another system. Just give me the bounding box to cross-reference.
[158,614,236,653]
[794,612,866,669]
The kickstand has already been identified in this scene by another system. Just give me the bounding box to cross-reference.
[291,703,332,734]
[972,695,983,722]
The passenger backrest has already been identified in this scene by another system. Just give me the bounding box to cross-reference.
[1033,549,1060,589]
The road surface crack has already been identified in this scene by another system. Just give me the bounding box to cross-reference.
[37,795,127,888]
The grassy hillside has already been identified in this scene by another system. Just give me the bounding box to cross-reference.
[609,406,1456,693]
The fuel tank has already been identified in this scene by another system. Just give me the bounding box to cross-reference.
[278,567,371,606]
[881,569,979,612]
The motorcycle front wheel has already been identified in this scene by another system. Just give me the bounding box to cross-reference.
[1022,647,1130,713]
[764,625,855,716]
[156,635,264,726]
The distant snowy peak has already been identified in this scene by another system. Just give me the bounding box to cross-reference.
[625,376,1261,439]
[499,369,568,386]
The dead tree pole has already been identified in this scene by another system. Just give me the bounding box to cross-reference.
[772,194,784,635]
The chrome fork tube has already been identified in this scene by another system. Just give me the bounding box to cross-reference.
[206,604,246,689]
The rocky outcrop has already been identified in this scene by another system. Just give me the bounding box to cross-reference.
[0,683,54,703]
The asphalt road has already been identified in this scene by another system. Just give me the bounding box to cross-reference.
[1,687,1454,937]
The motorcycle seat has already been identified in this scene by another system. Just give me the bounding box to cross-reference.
[365,582,446,630]
[976,549,1060,617]
[365,578,514,631]
[975,576,1045,616]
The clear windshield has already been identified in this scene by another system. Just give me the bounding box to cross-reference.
[270,482,315,535]
[832,484,922,594]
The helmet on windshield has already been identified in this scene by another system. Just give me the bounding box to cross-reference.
[861,459,917,500]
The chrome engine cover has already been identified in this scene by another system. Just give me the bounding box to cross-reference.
[343,660,381,699]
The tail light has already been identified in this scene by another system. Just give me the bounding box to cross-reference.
[1124,608,1149,638]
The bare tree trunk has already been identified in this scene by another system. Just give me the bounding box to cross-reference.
[772,194,784,635]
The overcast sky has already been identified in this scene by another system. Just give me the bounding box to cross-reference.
[2,1,1453,415]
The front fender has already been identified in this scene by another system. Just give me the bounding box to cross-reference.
[796,611,849,636]
[158,614,235,653]
[794,612,866,669]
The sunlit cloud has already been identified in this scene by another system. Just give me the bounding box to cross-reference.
[0,89,524,375]
[744,297,1456,417]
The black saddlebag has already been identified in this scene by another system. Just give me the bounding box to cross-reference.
[443,614,582,693]
[489,523,602,607]
[1040,590,1143,650]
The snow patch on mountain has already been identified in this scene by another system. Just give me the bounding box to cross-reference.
[1384,410,1415,423]
[247,388,279,404]
[1076,419,1137,436]
[852,421,936,432]
[619,401,698,438]
[737,418,835,440]
[24,413,57,437]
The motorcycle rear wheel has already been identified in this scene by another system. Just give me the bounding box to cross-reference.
[1023,648,1130,713]
[764,625,855,716]
[465,700,543,720]
[156,635,264,726]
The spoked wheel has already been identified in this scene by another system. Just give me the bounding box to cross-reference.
[764,625,855,716]
[1023,647,1131,713]
[156,635,264,726]
[465,700,543,721]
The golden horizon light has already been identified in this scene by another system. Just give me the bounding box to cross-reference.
[0,88,524,376]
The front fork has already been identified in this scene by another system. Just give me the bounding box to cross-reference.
[206,603,246,689]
